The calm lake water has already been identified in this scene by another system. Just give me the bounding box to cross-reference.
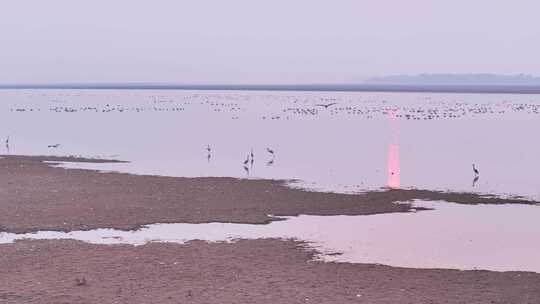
[2,89,540,272]
[2,89,539,199]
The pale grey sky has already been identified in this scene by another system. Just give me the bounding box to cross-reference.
[1,0,539,84]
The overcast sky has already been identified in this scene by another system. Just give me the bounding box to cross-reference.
[1,0,539,84]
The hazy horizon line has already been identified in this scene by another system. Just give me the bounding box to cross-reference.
[2,82,540,94]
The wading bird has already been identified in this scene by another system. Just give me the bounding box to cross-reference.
[472,164,479,176]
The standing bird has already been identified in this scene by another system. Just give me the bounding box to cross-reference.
[472,164,479,176]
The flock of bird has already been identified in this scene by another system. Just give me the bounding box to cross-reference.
[8,93,540,122]
[205,144,276,176]
[5,132,482,186]
[3,91,530,187]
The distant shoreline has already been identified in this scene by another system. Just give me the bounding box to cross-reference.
[2,83,540,94]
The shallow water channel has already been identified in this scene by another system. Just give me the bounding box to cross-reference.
[2,200,540,273]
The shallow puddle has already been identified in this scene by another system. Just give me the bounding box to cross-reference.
[2,200,540,273]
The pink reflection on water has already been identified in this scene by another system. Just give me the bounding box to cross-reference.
[387,110,400,188]
[387,144,400,188]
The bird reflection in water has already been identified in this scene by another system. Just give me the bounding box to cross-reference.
[472,175,479,187]
[250,148,254,169]
[5,136,10,154]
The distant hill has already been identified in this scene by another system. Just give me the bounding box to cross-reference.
[3,76,540,94]
[365,74,540,86]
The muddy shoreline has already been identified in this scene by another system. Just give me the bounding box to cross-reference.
[2,239,540,304]
[1,155,538,234]
[2,155,540,303]
[0,155,537,233]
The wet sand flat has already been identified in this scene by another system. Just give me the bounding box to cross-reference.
[0,155,536,234]
[1,239,540,304]
[2,155,540,303]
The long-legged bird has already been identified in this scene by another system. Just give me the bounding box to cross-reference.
[472,164,479,176]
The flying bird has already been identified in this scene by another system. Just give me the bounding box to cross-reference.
[266,147,275,155]
[314,102,337,109]
[206,144,211,153]
[243,154,250,165]
[48,144,61,148]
